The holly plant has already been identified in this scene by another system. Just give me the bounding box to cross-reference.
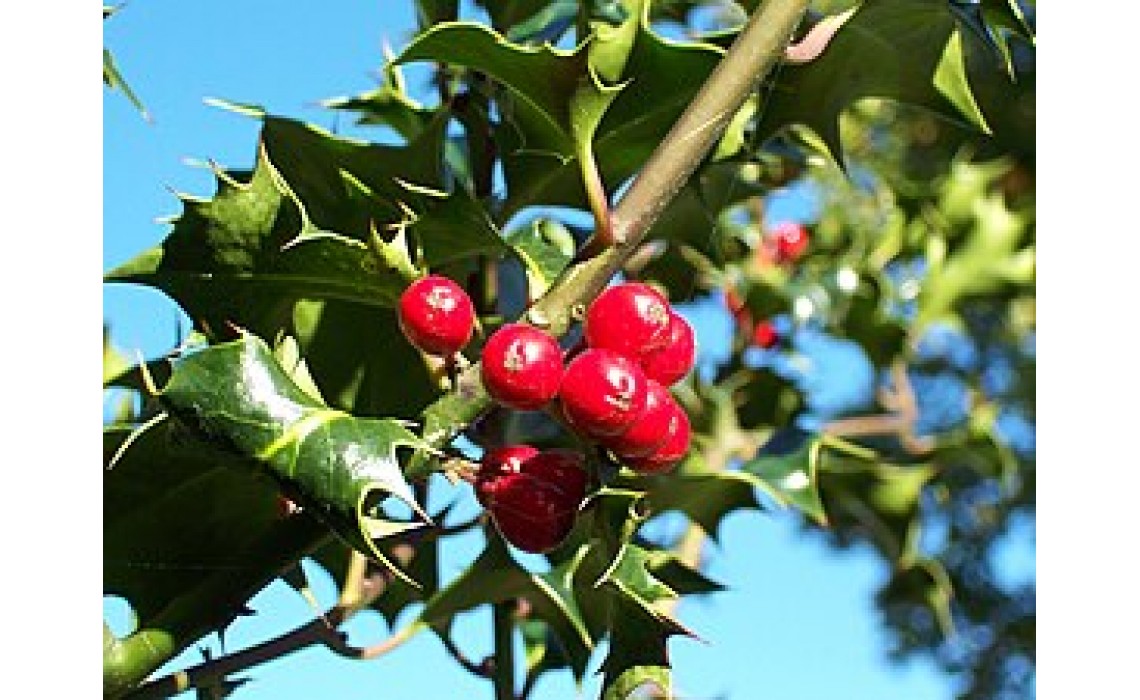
[104,1,1035,699]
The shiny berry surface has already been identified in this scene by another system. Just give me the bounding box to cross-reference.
[475,444,540,508]
[478,448,587,553]
[584,282,672,361]
[639,312,696,386]
[603,380,675,459]
[623,399,691,474]
[397,275,475,356]
[559,348,649,438]
[480,323,564,410]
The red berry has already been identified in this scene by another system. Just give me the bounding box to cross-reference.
[397,275,475,356]
[639,312,695,386]
[478,447,587,553]
[475,444,539,508]
[752,320,779,349]
[602,380,675,459]
[560,348,649,438]
[584,282,671,362]
[770,222,810,263]
[623,401,691,474]
[481,324,564,410]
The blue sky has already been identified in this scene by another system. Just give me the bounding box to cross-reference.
[102,2,1023,698]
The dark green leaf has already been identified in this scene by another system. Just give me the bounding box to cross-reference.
[155,332,432,583]
[506,218,575,299]
[753,0,1013,164]
[104,420,331,693]
[397,22,586,155]
[105,142,412,339]
[641,453,763,541]
[321,63,434,141]
[739,429,830,525]
[500,9,723,217]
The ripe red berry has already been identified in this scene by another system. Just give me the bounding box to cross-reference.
[397,275,475,356]
[769,221,810,263]
[560,348,649,438]
[475,444,540,508]
[602,380,675,459]
[752,319,779,349]
[477,447,587,553]
[480,323,563,410]
[623,401,691,475]
[584,282,671,362]
[639,312,695,386]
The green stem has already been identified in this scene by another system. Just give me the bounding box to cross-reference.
[413,0,811,458]
[492,601,516,700]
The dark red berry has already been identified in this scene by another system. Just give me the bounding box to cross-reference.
[770,221,810,263]
[752,320,779,349]
[478,447,587,553]
[639,312,696,386]
[584,282,672,362]
[481,323,564,410]
[623,400,691,474]
[560,348,649,438]
[491,503,576,554]
[603,380,675,459]
[397,275,475,356]
[475,444,539,508]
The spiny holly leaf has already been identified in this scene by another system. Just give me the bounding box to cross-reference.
[396,21,589,156]
[104,420,332,694]
[254,111,449,236]
[301,515,441,630]
[639,453,762,542]
[400,183,509,265]
[289,300,441,418]
[753,0,1016,166]
[321,61,435,141]
[642,547,725,597]
[416,534,596,678]
[500,2,723,217]
[155,331,433,584]
[739,428,832,526]
[105,141,415,340]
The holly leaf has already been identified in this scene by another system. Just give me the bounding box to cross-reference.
[104,420,332,694]
[753,0,1016,165]
[598,544,696,700]
[321,61,434,141]
[416,534,596,679]
[396,21,588,156]
[739,428,830,526]
[105,140,415,340]
[505,218,576,300]
[155,331,433,584]
[499,3,723,217]
[639,453,762,542]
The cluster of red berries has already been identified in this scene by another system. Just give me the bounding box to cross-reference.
[397,276,696,552]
